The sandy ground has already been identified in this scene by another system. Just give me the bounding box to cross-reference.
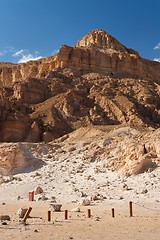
[0,200,160,240]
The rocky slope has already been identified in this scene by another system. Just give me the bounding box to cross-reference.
[0,126,159,205]
[0,29,160,180]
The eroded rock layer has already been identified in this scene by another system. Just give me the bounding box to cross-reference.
[0,29,160,143]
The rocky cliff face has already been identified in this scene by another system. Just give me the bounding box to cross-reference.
[1,29,160,86]
[0,29,160,143]
[75,29,127,50]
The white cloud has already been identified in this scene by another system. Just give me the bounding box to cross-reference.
[154,58,160,62]
[12,49,24,57]
[0,46,44,63]
[12,49,43,63]
[154,43,160,50]
[18,53,42,63]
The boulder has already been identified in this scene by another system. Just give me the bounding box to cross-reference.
[50,204,62,212]
[81,199,91,206]
[34,186,43,195]
[0,215,10,221]
[17,208,27,218]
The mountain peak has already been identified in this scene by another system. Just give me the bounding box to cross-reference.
[75,29,127,52]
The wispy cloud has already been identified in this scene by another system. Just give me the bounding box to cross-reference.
[0,46,43,63]
[18,53,42,63]
[154,58,160,62]
[153,43,160,62]
[12,49,43,63]
[154,43,160,50]
[52,49,59,55]
[12,49,25,57]
[0,46,15,56]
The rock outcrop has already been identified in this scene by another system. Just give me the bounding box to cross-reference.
[0,29,160,143]
[0,143,45,175]
[1,29,160,86]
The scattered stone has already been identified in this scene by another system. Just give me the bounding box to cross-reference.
[91,195,99,201]
[37,197,42,201]
[73,188,79,192]
[141,189,148,194]
[64,179,69,183]
[71,207,80,212]
[76,169,84,173]
[103,139,112,147]
[17,208,28,218]
[119,196,124,200]
[87,175,95,180]
[81,191,87,197]
[34,187,43,195]
[95,216,100,221]
[81,199,91,206]
[150,173,156,178]
[1,221,7,225]
[8,175,14,181]
[68,236,73,240]
[42,195,48,201]
[122,183,129,190]
[71,200,78,203]
[50,204,62,211]
[50,196,56,203]
[0,215,11,221]
[35,172,41,177]
[68,146,76,152]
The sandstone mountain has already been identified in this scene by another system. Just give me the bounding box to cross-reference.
[0,29,160,180]
[0,29,160,143]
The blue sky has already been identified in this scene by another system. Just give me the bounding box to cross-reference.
[0,0,160,63]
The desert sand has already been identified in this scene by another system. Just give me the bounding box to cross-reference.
[0,126,160,239]
[0,200,160,240]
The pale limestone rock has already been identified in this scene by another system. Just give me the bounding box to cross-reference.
[81,198,91,206]
[76,29,127,52]
[17,208,27,218]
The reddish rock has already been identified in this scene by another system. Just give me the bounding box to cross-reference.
[0,29,160,143]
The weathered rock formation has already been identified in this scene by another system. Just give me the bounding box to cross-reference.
[0,29,160,143]
[0,143,45,175]
[1,29,160,86]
